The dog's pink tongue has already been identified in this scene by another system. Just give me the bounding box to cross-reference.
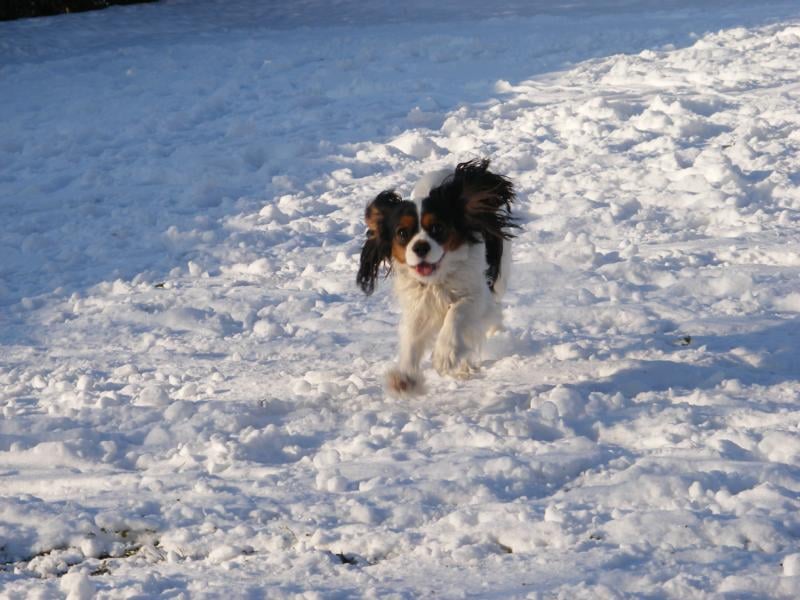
[416,263,435,277]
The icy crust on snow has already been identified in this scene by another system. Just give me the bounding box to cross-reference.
[3,3,800,599]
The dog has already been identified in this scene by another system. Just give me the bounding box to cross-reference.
[357,159,517,395]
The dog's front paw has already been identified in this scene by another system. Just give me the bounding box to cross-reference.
[432,341,474,379]
[386,368,425,396]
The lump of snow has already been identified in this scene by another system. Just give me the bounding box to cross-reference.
[316,473,348,493]
[259,204,289,224]
[60,569,96,600]
[548,385,584,419]
[174,383,200,401]
[784,553,800,576]
[74,375,93,392]
[135,385,171,407]
[207,544,245,563]
[693,149,742,187]
[144,425,172,446]
[544,504,566,524]
[253,319,282,338]
[552,342,584,361]
[164,399,196,421]
[538,400,559,422]
[773,292,800,312]
[387,131,444,159]
[350,502,380,524]
[758,432,800,464]
[313,449,342,468]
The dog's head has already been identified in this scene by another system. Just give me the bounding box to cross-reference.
[357,159,516,295]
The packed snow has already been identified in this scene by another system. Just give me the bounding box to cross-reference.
[2,0,800,597]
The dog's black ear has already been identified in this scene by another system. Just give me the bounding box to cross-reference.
[456,159,517,241]
[357,191,402,295]
[454,159,518,290]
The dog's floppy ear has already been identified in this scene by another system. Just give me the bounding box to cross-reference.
[454,159,518,290]
[455,159,517,241]
[357,190,402,295]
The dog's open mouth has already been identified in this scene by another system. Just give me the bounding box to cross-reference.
[415,260,440,277]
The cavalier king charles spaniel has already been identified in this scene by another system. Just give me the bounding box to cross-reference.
[357,159,517,395]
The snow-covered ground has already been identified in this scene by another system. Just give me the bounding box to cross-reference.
[3,0,800,597]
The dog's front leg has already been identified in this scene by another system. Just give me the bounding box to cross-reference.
[432,298,478,379]
[386,316,428,396]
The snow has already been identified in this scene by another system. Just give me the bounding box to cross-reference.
[2,0,800,597]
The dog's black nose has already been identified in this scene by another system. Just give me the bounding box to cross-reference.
[412,240,430,257]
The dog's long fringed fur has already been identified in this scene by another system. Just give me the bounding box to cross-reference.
[357,159,518,395]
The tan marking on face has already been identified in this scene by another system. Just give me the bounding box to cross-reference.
[392,243,407,264]
[391,214,416,264]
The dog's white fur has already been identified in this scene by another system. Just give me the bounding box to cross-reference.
[386,172,511,396]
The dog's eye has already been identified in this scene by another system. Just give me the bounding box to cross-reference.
[396,229,410,242]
